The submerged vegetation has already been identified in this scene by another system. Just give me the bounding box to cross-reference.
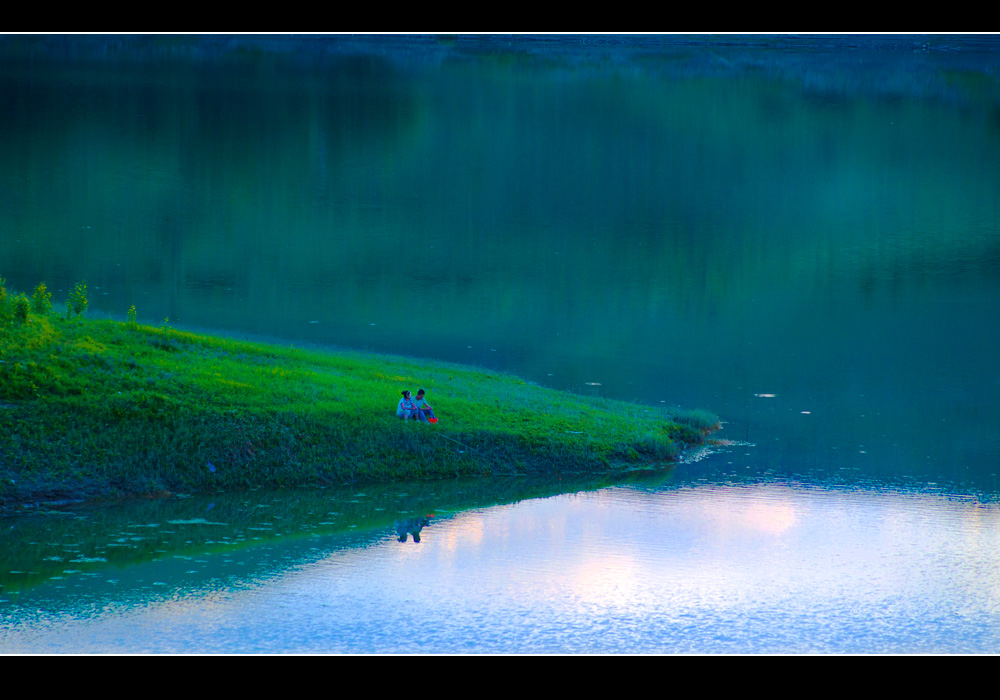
[0,280,719,509]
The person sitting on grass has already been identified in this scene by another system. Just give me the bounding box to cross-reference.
[414,389,437,423]
[397,390,421,420]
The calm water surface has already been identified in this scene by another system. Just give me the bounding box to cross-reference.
[3,472,999,654]
[2,35,999,653]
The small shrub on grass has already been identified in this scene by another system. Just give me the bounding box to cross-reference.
[126,305,138,329]
[66,281,88,317]
[31,282,53,315]
[13,293,30,324]
[633,431,681,461]
[0,276,9,321]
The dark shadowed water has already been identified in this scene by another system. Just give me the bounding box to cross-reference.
[2,34,1000,653]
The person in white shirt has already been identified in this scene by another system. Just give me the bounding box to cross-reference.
[414,389,437,423]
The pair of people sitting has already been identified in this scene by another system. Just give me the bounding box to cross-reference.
[397,389,437,423]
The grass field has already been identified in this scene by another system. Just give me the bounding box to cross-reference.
[1,284,719,509]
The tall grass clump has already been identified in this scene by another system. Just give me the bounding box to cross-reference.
[668,408,721,435]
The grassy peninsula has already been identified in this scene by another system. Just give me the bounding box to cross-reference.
[0,282,719,509]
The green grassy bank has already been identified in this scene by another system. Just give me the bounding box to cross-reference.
[1,284,719,509]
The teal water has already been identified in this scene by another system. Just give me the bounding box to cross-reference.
[2,34,1000,653]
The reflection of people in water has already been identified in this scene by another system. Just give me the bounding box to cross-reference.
[395,515,432,543]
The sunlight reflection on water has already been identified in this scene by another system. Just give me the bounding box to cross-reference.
[4,481,999,653]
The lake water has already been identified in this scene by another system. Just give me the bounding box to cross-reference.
[2,34,1000,654]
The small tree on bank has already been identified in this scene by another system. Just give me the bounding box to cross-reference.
[66,281,88,317]
[31,282,53,315]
